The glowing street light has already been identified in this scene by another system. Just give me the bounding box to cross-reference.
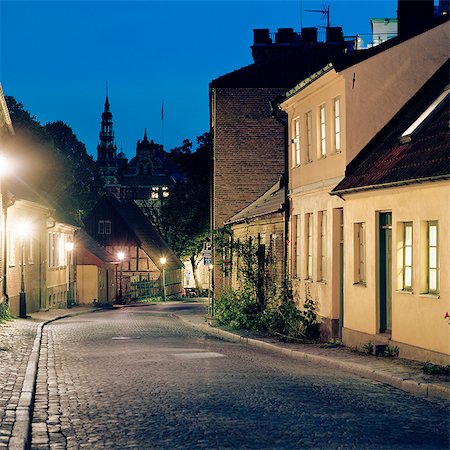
[66,241,74,309]
[17,221,31,318]
[160,257,167,301]
[117,251,125,304]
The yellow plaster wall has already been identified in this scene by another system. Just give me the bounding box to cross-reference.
[343,21,449,163]
[290,186,344,321]
[343,182,450,355]
[77,265,99,304]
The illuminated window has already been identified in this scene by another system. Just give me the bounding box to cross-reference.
[151,187,159,199]
[402,222,413,290]
[319,104,326,157]
[333,97,341,152]
[355,222,366,284]
[319,211,327,281]
[306,111,313,162]
[306,213,313,280]
[427,221,439,293]
[162,186,169,198]
[292,118,301,166]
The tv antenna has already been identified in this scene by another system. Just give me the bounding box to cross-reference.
[305,4,330,30]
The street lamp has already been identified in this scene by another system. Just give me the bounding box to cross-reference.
[17,221,30,319]
[66,241,74,309]
[208,263,214,317]
[117,251,125,304]
[160,257,167,301]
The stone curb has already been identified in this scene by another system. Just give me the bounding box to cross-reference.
[174,315,450,402]
[8,308,99,450]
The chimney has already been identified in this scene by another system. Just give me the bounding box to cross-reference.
[302,27,318,44]
[253,29,272,45]
[275,28,295,44]
[327,27,344,43]
[398,0,434,38]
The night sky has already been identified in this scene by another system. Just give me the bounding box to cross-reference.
[0,1,398,159]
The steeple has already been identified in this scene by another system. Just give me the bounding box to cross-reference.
[97,93,117,161]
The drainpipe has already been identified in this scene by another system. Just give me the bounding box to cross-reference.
[269,99,289,282]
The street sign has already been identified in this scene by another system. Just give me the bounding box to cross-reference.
[204,257,212,266]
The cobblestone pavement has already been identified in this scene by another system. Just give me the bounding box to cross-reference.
[0,319,38,449]
[31,305,449,449]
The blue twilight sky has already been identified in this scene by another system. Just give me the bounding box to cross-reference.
[0,0,400,159]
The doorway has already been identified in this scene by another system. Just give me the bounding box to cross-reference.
[378,212,392,333]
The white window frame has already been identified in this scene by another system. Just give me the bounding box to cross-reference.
[403,222,413,290]
[306,213,313,280]
[355,222,366,284]
[427,221,439,294]
[319,210,327,281]
[319,104,326,158]
[105,220,111,235]
[292,117,301,167]
[333,97,341,152]
[306,111,313,162]
[98,220,105,235]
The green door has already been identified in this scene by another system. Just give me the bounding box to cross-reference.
[379,212,392,333]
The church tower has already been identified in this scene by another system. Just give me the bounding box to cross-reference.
[96,94,120,191]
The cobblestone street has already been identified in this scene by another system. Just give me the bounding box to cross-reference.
[28,305,449,449]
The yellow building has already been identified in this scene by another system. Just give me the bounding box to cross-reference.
[280,19,449,339]
[332,63,449,364]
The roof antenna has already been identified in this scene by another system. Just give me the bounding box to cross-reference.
[106,81,108,98]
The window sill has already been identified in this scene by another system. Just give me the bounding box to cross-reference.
[419,293,440,299]
[353,282,366,287]
[396,289,414,295]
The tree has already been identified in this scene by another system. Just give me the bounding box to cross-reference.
[161,132,211,288]
[5,97,104,223]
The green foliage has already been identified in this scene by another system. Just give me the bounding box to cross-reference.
[421,361,450,376]
[320,338,344,348]
[381,344,399,358]
[0,303,13,322]
[5,97,105,224]
[362,341,374,355]
[213,235,320,341]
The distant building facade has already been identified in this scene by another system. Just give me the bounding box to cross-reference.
[96,96,174,202]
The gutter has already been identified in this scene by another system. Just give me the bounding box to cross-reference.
[331,175,450,196]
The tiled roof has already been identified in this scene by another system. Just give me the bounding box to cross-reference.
[226,179,284,224]
[76,229,118,264]
[105,195,183,270]
[332,61,450,194]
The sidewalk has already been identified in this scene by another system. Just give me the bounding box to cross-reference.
[0,305,100,449]
[173,299,450,402]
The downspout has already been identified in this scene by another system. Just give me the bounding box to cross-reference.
[270,99,289,282]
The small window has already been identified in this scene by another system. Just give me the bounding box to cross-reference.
[306,213,313,280]
[319,104,326,158]
[105,220,111,235]
[151,187,159,199]
[292,118,301,167]
[319,210,327,281]
[306,111,313,162]
[162,186,169,198]
[98,220,105,235]
[403,222,413,290]
[427,221,439,294]
[333,97,341,152]
[355,222,366,284]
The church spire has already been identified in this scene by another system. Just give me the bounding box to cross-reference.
[97,91,117,162]
[143,128,148,142]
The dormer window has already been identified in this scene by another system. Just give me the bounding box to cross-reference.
[162,186,169,198]
[151,187,159,199]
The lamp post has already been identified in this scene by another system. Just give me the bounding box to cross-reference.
[66,241,74,309]
[117,251,125,304]
[160,257,166,301]
[208,264,213,317]
[17,222,30,319]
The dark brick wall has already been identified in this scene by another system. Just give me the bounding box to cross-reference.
[213,87,287,229]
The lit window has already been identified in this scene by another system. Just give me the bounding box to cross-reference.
[355,222,366,284]
[319,104,326,157]
[427,221,439,293]
[306,213,313,280]
[292,118,301,167]
[306,111,313,162]
[334,97,341,152]
[403,222,413,290]
[162,186,169,198]
[151,187,159,199]
[319,211,327,281]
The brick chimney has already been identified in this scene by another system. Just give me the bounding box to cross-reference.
[397,0,434,38]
